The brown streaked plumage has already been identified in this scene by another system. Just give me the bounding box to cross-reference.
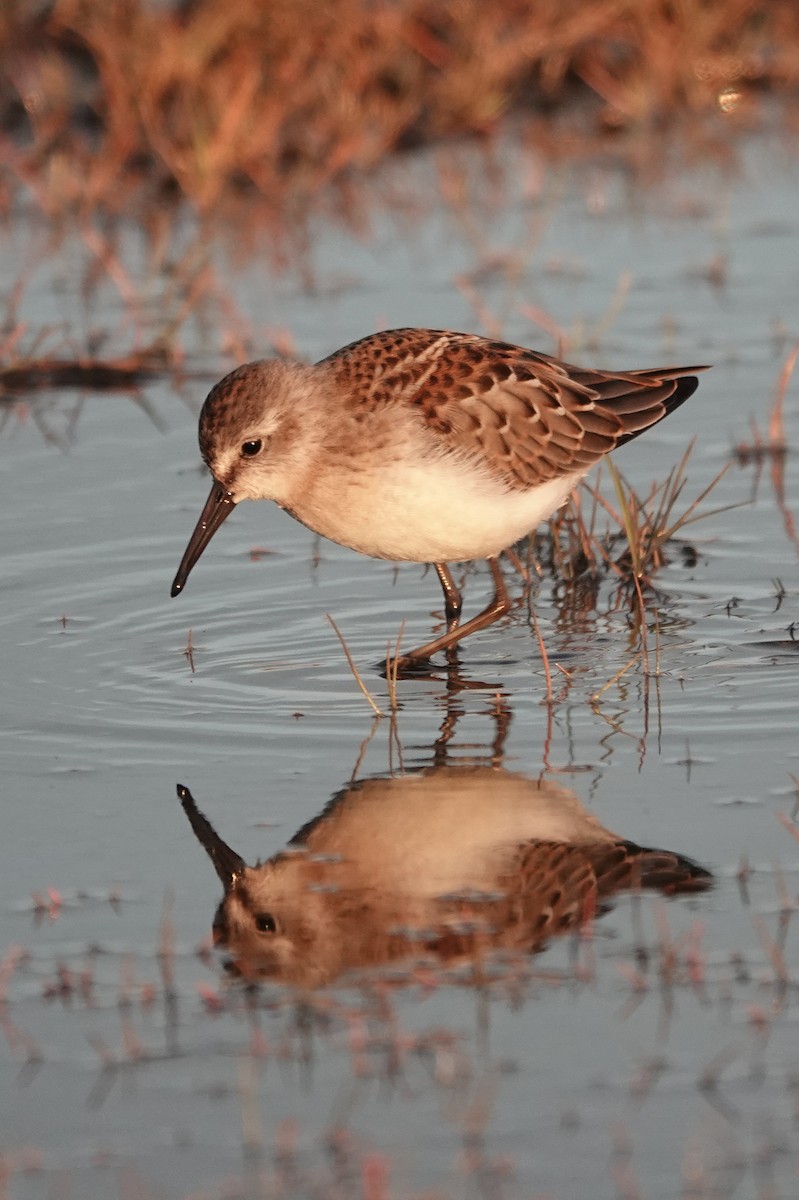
[177,766,711,988]
[171,329,707,665]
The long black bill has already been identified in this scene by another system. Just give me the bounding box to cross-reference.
[171,481,236,597]
[177,784,246,891]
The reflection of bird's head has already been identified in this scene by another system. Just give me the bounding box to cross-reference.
[177,768,711,988]
[208,852,359,987]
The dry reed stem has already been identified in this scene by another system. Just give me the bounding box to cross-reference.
[590,651,641,707]
[326,613,384,717]
[528,604,553,706]
[183,628,196,674]
[574,446,737,628]
[385,621,405,713]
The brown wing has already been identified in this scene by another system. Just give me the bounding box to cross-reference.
[320,328,705,491]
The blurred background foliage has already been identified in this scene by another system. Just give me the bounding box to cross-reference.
[2,0,798,217]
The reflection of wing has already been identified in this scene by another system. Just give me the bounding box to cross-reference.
[180,769,713,988]
[427,839,712,960]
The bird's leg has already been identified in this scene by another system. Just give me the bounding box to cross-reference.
[399,558,511,667]
[434,562,462,623]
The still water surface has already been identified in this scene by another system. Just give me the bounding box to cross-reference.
[1,126,799,1197]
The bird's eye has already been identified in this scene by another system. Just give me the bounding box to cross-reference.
[254,912,277,934]
[241,439,263,458]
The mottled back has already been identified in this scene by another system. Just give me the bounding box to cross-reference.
[321,328,703,490]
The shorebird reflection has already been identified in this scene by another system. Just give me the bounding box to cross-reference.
[178,767,710,988]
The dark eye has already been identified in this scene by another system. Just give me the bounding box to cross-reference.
[241,439,262,457]
[254,913,277,934]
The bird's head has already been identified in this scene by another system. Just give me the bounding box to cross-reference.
[171,359,320,596]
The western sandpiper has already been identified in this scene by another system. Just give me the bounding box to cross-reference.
[171,328,706,665]
[177,771,710,986]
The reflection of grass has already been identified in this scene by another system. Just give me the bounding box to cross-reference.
[733,345,795,467]
[0,309,171,403]
[0,234,187,394]
[4,839,796,1197]
[0,231,267,397]
[733,346,799,555]
[0,348,162,393]
[3,0,799,215]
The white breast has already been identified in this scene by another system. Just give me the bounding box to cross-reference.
[296,453,584,563]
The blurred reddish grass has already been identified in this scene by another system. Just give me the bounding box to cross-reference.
[2,0,799,217]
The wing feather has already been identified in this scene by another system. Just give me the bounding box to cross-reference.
[321,329,705,490]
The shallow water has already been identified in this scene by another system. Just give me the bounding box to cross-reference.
[2,123,799,1198]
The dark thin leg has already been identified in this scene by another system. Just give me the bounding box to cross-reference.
[435,562,462,621]
[400,558,511,666]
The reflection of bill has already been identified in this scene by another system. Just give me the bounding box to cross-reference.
[178,768,711,988]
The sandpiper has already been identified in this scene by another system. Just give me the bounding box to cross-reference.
[171,328,706,664]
